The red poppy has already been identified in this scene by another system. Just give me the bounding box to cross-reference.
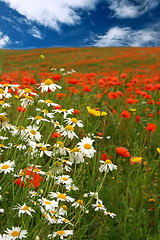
[146,123,156,133]
[121,110,130,119]
[14,166,43,188]
[74,109,80,115]
[116,147,130,158]
[17,106,26,112]
[136,115,140,123]
[52,132,61,139]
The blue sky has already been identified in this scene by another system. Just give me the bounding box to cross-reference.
[0,0,160,49]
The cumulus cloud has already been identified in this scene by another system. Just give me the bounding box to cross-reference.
[0,31,10,48]
[93,26,160,47]
[107,0,159,18]
[2,0,100,30]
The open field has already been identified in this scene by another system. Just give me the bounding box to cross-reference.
[0,47,160,240]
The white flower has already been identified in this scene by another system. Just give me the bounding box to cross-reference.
[0,208,4,213]
[27,116,50,125]
[59,125,78,140]
[53,108,74,119]
[0,101,11,108]
[38,99,59,107]
[38,79,62,93]
[4,227,28,239]
[38,197,58,210]
[0,88,11,99]
[104,211,116,218]
[25,125,42,142]
[72,199,85,209]
[49,192,74,203]
[20,96,34,108]
[64,117,83,127]
[0,234,11,240]
[55,175,73,186]
[92,199,106,212]
[36,108,54,119]
[48,230,73,239]
[13,203,35,217]
[65,184,79,191]
[99,160,117,173]
[0,160,15,174]
[77,137,96,158]
[19,88,38,97]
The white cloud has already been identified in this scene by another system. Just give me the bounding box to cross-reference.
[2,0,100,30]
[107,0,159,18]
[0,31,10,48]
[28,26,43,39]
[93,26,160,47]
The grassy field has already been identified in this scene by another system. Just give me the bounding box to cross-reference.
[0,47,159,240]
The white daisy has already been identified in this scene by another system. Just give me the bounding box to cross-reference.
[77,137,96,158]
[104,211,116,218]
[49,192,74,203]
[0,88,12,99]
[38,197,58,210]
[38,79,62,93]
[4,227,28,239]
[38,99,60,107]
[53,108,74,119]
[0,160,15,174]
[59,125,78,140]
[0,101,11,108]
[72,199,85,209]
[27,116,50,125]
[55,175,73,186]
[92,199,106,212]
[20,96,34,108]
[99,160,117,173]
[36,108,54,119]
[48,230,73,239]
[13,203,35,217]
[19,88,38,97]
[64,117,84,128]
[25,125,42,142]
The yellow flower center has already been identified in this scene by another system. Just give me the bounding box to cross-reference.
[25,96,34,101]
[104,160,112,164]
[83,143,91,149]
[45,99,53,103]
[44,201,51,205]
[71,147,79,153]
[51,210,56,214]
[42,109,48,114]
[57,193,66,200]
[44,79,53,85]
[62,177,68,181]
[62,205,67,211]
[64,219,69,223]
[11,231,19,237]
[60,109,67,112]
[35,116,43,120]
[40,147,47,151]
[21,205,29,211]
[1,164,9,169]
[77,200,84,205]
[16,126,25,131]
[30,130,36,135]
[52,216,56,220]
[24,88,31,93]
[4,83,9,87]
[19,171,25,176]
[98,203,102,208]
[54,121,59,126]
[0,144,4,148]
[0,89,4,94]
[57,231,65,236]
[0,115,7,122]
[57,141,64,147]
[65,125,74,131]
[44,213,49,218]
[0,101,4,104]
[33,168,40,172]
[71,118,77,123]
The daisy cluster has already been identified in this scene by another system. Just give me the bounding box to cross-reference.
[0,80,116,239]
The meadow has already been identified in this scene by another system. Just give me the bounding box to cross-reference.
[0,47,160,240]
